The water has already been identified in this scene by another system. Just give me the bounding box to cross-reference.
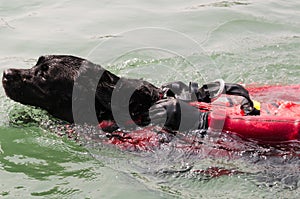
[0,0,300,198]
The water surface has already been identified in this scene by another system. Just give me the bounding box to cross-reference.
[0,0,300,198]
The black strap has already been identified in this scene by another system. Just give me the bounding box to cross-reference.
[196,82,259,115]
[161,81,259,115]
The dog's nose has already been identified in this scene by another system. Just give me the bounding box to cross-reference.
[3,69,17,81]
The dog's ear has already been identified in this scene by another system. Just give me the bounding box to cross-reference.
[36,56,46,65]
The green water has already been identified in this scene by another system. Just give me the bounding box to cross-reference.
[0,0,300,198]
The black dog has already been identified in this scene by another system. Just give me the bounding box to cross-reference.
[2,55,162,128]
[2,55,256,132]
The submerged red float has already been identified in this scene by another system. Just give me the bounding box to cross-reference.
[101,84,300,150]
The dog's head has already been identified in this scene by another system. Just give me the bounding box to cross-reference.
[2,55,158,126]
[2,55,92,122]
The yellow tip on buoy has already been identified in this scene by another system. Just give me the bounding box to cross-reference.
[253,100,261,111]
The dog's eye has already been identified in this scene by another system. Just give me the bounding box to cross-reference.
[41,64,49,71]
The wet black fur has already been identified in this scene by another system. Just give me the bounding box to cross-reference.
[2,55,160,126]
